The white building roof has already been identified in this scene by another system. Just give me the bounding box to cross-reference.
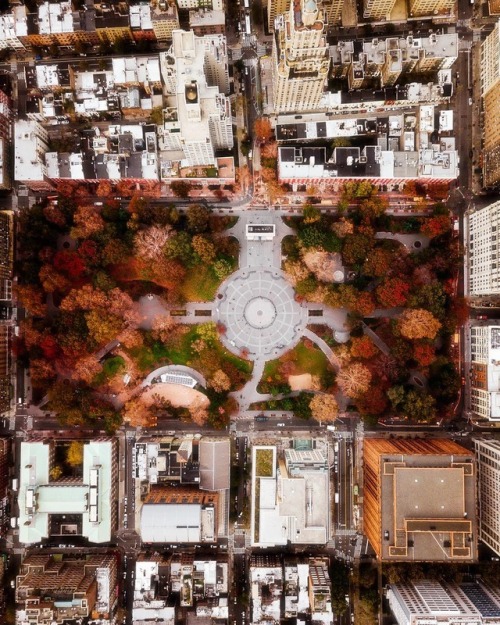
[38,1,74,34]
[140,503,202,543]
[18,440,115,544]
[14,121,48,182]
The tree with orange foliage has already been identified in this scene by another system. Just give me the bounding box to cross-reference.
[253,117,273,144]
[421,215,451,238]
[399,308,441,340]
[151,315,178,343]
[337,362,372,399]
[350,336,378,360]
[413,341,436,367]
[73,356,102,384]
[30,358,56,382]
[376,277,410,308]
[309,393,338,423]
[70,205,105,239]
[15,284,47,317]
[122,397,156,427]
[357,385,388,416]
[189,396,209,426]
[96,180,114,198]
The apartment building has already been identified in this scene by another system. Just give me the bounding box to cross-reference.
[251,555,333,625]
[271,0,330,114]
[277,108,459,184]
[408,0,454,16]
[14,120,52,191]
[469,324,500,420]
[363,0,397,21]
[466,201,500,302]
[159,30,233,168]
[481,21,500,188]
[15,553,118,625]
[0,14,26,50]
[331,34,458,89]
[387,579,500,625]
[363,438,477,562]
[151,1,179,42]
[475,438,500,556]
[130,3,156,42]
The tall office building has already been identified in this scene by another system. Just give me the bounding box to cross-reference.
[363,0,397,21]
[469,324,500,421]
[408,0,454,16]
[475,438,500,555]
[272,0,330,114]
[466,200,500,303]
[481,21,500,187]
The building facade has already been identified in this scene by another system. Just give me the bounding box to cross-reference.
[469,324,500,420]
[474,438,500,555]
[272,0,330,114]
[363,0,397,21]
[466,201,500,302]
[408,0,454,16]
[481,21,500,188]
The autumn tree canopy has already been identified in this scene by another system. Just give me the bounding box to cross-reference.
[399,308,441,340]
[309,393,338,422]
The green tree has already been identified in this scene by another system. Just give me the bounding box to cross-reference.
[408,281,447,320]
[213,258,233,280]
[149,106,164,125]
[403,389,436,422]
[186,204,210,233]
[192,235,217,264]
[428,357,460,404]
[342,233,375,265]
[302,204,321,224]
[164,231,194,263]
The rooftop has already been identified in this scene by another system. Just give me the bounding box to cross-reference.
[364,439,477,562]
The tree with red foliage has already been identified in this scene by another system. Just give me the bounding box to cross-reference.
[357,385,388,416]
[53,250,87,280]
[350,335,378,360]
[39,333,60,360]
[376,277,410,308]
[413,341,436,367]
[421,215,451,238]
[14,284,47,317]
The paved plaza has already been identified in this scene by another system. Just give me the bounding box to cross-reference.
[215,268,308,359]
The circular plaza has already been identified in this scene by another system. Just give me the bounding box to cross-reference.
[215,268,308,360]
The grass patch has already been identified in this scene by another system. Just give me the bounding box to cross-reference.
[180,264,222,302]
[258,340,331,393]
[294,341,329,376]
[93,355,126,386]
[255,448,274,477]
[127,329,253,383]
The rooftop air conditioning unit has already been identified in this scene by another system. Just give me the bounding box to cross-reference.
[359,156,367,163]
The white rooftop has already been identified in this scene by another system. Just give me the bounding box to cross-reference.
[18,440,115,544]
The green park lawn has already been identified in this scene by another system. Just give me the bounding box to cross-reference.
[259,340,331,392]
[180,265,222,302]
